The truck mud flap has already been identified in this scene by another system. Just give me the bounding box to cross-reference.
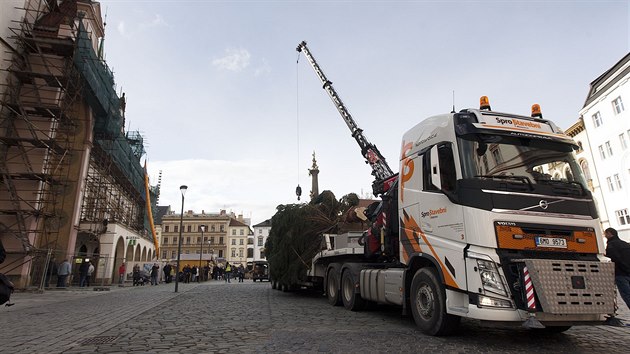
[523,259,615,315]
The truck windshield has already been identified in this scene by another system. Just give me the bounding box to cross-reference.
[457,134,587,192]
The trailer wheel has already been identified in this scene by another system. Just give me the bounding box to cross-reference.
[341,270,365,311]
[410,268,460,336]
[326,268,342,306]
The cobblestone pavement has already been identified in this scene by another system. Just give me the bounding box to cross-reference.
[1,281,629,353]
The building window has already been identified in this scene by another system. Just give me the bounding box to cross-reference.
[162,251,167,259]
[197,237,201,244]
[219,250,223,258]
[580,160,591,180]
[220,225,225,232]
[232,229,236,235]
[616,209,630,225]
[605,141,613,156]
[607,177,614,192]
[240,229,244,235]
[258,236,263,246]
[186,237,190,244]
[258,229,262,235]
[174,225,178,233]
[210,237,215,244]
[620,134,628,150]
[614,174,622,189]
[592,111,603,127]
[612,96,625,115]
[599,145,606,159]
[577,141,583,152]
[231,249,236,257]
[163,237,168,245]
[187,225,191,233]
[165,225,169,232]
[239,249,243,257]
[239,239,244,245]
[203,236,208,242]
[171,251,176,258]
[211,224,216,232]
[185,250,190,254]
[219,236,224,244]
[491,147,503,165]
[231,239,236,245]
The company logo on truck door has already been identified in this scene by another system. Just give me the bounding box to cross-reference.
[421,207,447,218]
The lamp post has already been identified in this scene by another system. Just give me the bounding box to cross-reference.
[174,185,188,293]
[198,225,205,282]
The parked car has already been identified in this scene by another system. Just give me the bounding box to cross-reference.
[251,261,269,282]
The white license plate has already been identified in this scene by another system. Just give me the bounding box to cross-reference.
[535,236,567,248]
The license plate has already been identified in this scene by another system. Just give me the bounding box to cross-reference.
[535,236,567,248]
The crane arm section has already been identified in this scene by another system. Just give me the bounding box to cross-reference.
[296,41,395,195]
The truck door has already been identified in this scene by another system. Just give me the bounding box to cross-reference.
[418,142,466,290]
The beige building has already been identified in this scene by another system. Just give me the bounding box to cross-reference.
[227,217,251,267]
[160,210,236,268]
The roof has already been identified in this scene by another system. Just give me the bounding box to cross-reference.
[583,52,630,108]
[154,206,171,225]
[253,219,272,228]
[229,218,249,228]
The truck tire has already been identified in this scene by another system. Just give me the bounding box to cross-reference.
[271,280,277,289]
[341,269,365,311]
[326,268,342,306]
[410,268,460,336]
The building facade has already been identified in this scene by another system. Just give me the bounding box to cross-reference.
[578,52,630,241]
[227,217,251,267]
[0,0,158,287]
[252,219,271,261]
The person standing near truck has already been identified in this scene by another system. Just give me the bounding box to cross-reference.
[605,227,630,309]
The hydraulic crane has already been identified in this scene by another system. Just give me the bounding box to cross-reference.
[296,41,396,196]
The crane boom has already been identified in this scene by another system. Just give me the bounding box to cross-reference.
[296,41,395,195]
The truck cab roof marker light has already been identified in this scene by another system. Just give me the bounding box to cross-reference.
[531,104,543,119]
[480,96,491,111]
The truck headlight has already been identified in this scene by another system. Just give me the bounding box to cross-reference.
[477,259,507,297]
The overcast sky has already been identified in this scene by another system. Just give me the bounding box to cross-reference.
[99,0,629,225]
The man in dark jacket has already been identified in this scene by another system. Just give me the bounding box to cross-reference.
[605,227,630,309]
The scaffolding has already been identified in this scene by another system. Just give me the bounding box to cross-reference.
[0,0,85,253]
[0,1,157,287]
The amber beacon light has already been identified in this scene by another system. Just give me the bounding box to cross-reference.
[531,104,543,118]
[480,96,491,110]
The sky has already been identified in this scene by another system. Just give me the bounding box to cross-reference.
[98,0,630,225]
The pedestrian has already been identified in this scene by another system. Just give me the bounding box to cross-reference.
[87,261,95,287]
[238,264,244,283]
[57,259,71,288]
[604,227,630,310]
[132,264,140,286]
[118,263,126,285]
[183,264,191,283]
[151,263,159,285]
[225,262,232,283]
[163,264,172,283]
[79,260,89,287]
[191,265,198,282]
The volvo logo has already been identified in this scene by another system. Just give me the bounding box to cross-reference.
[539,200,549,210]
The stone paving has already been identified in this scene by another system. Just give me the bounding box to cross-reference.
[1,281,629,353]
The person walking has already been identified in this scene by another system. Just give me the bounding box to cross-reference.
[238,264,244,283]
[132,264,140,286]
[163,264,172,283]
[604,227,630,309]
[151,263,159,285]
[225,262,232,283]
[183,264,191,283]
[118,263,126,285]
[79,260,89,287]
[57,259,71,288]
[87,261,95,287]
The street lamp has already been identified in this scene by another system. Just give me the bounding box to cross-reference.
[174,185,188,293]
[199,225,205,282]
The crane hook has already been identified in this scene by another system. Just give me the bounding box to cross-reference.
[296,184,302,201]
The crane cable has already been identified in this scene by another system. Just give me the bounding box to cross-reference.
[295,53,302,201]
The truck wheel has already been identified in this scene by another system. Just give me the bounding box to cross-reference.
[410,268,460,336]
[327,268,342,306]
[341,270,365,311]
